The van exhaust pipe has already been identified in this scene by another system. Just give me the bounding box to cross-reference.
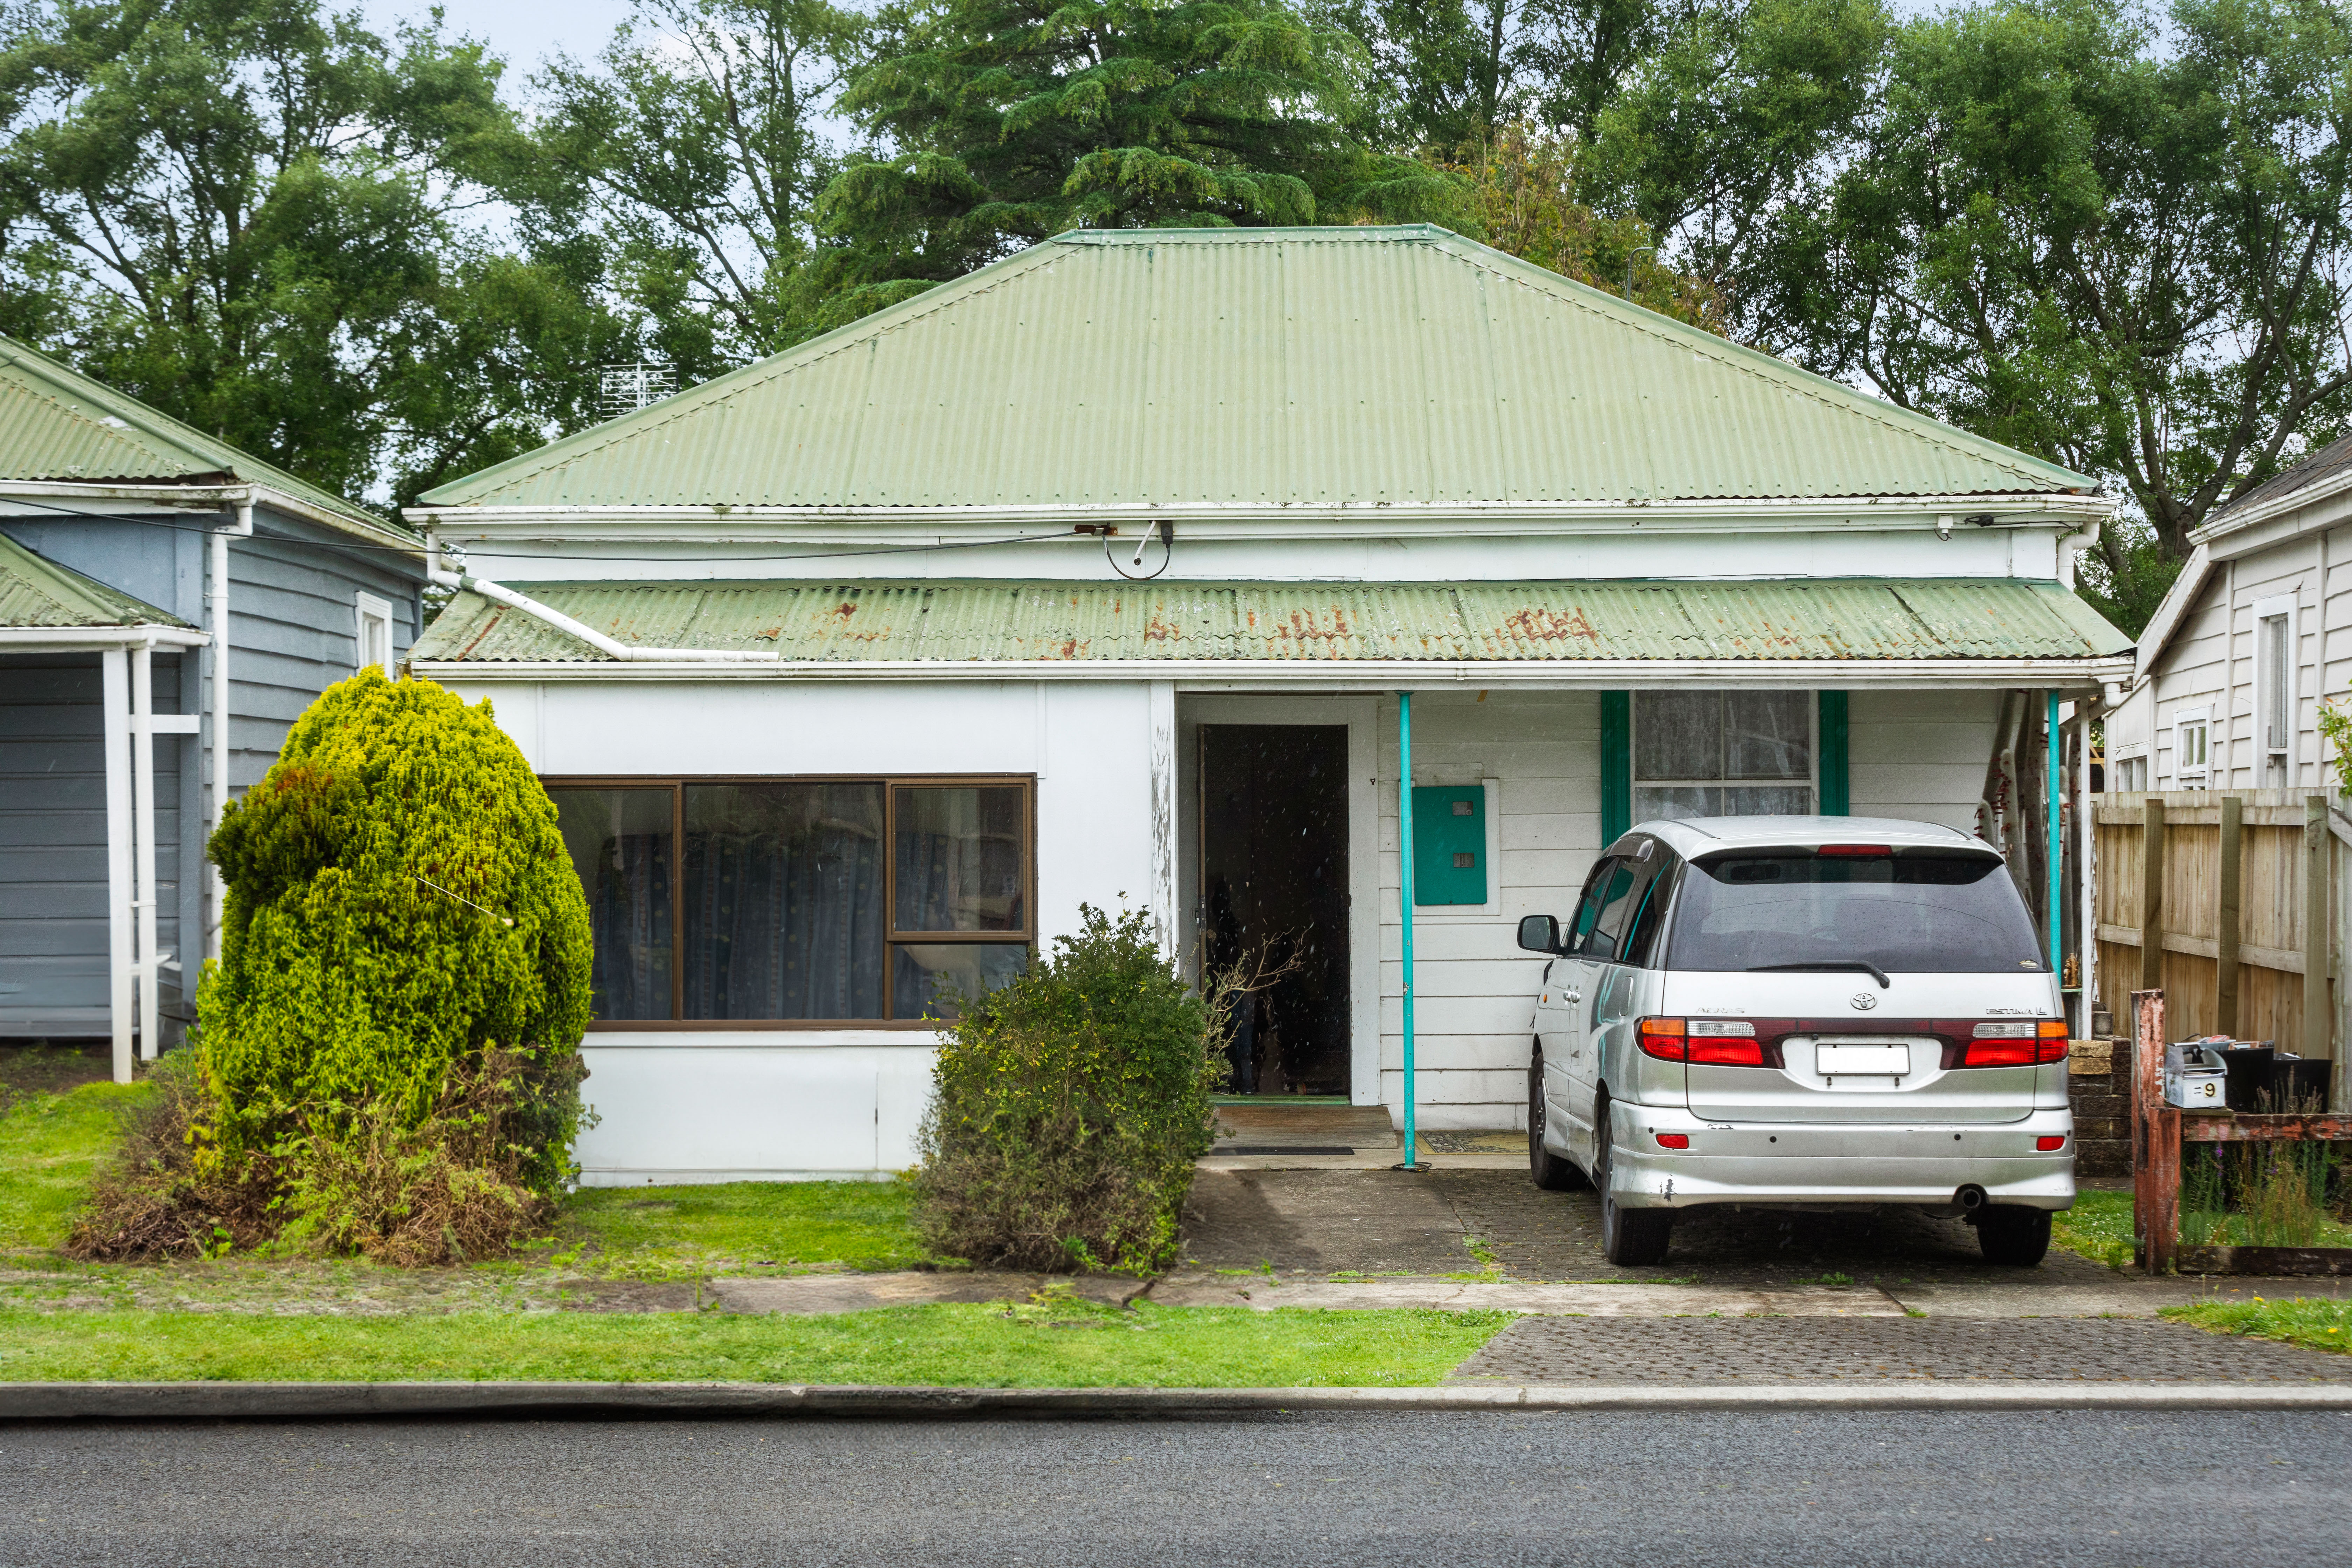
[1956,1184,1988,1214]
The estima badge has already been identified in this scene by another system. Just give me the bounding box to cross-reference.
[1850,993,1879,1011]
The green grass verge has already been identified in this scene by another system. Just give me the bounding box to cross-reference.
[555,1181,926,1278]
[2051,1189,2137,1269]
[0,1302,1510,1386]
[2161,1296,2352,1355]
[2050,1190,2352,1272]
[0,1082,152,1253]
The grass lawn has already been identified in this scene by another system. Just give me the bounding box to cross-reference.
[0,1080,152,1254]
[0,1301,1510,1386]
[556,1182,926,1278]
[2162,1296,2352,1355]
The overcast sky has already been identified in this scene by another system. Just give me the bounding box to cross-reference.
[358,0,642,76]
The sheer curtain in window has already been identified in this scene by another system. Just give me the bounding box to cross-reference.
[1633,691,1814,822]
[684,783,884,1020]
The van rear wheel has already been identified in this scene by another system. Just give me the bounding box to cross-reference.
[1974,1205,2052,1266]
[1528,1053,1583,1191]
[1596,1099,1672,1265]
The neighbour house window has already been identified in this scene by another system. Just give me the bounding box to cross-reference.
[2256,597,2294,784]
[1632,690,1814,822]
[544,777,1034,1026]
[2110,755,2149,793]
[2172,711,2211,789]
[355,592,394,677]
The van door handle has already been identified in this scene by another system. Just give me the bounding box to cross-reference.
[1563,988,1582,1003]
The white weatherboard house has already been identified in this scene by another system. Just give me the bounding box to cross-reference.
[404,226,2135,1183]
[2105,434,2352,793]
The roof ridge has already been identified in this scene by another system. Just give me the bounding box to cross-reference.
[0,334,406,539]
[421,245,1080,505]
[1417,232,2086,492]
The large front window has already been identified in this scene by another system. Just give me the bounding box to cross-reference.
[546,777,1032,1026]
[1633,690,1815,822]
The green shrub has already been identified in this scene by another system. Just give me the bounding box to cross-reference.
[913,906,1226,1274]
[72,671,594,1264]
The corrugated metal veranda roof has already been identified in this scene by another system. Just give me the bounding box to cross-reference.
[0,334,403,539]
[0,530,192,629]
[413,578,2133,665]
[419,227,2096,513]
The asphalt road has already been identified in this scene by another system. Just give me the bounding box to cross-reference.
[4,1409,2347,1567]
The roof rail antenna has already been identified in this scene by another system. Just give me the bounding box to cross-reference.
[599,362,677,420]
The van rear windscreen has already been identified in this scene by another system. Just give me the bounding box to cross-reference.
[1664,850,2046,974]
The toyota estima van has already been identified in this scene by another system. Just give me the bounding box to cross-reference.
[1517,817,2073,1267]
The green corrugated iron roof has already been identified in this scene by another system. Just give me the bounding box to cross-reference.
[412,578,2133,664]
[0,530,193,628]
[418,227,2095,513]
[0,334,406,540]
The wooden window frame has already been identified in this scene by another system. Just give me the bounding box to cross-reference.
[542,773,1037,1031]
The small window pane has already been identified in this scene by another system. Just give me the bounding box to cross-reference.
[891,943,1030,1020]
[1634,692,1720,780]
[550,788,674,1021]
[1724,691,1811,779]
[1636,785,1720,822]
[684,783,884,1020]
[894,785,1025,931]
[1724,785,1816,816]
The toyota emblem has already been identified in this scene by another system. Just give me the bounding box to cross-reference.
[1849,993,1879,1011]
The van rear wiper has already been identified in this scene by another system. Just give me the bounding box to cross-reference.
[1748,960,1891,989]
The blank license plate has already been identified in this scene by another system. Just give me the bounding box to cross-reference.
[1815,1043,1911,1077]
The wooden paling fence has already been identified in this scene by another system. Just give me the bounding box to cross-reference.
[2091,792,2345,1094]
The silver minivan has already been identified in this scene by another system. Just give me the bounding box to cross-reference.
[1518,817,2074,1266]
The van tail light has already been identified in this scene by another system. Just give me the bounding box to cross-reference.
[1816,844,1893,857]
[1960,1019,2070,1067]
[2036,1135,2067,1152]
[1638,1018,1763,1066]
[1656,1133,1691,1149]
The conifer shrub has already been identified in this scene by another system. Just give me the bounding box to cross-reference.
[912,906,1228,1274]
[69,671,594,1264]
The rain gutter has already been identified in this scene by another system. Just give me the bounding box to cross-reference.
[427,569,778,664]
[410,654,2136,690]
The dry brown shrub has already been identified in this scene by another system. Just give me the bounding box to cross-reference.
[66,1054,280,1262]
[66,1050,583,1267]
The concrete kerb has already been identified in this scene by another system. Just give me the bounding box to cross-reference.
[6,1382,2352,1421]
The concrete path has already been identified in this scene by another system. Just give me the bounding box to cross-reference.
[710,1271,1140,1315]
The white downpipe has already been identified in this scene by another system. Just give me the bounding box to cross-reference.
[429,568,777,663]
[208,500,249,965]
[131,638,160,1061]
[102,647,133,1085]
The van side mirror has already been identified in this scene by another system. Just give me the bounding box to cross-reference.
[1517,914,1561,955]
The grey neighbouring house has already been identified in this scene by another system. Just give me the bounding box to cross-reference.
[0,334,425,1078]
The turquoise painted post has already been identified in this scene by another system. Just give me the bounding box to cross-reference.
[2047,689,2063,977]
[1399,691,1419,1169]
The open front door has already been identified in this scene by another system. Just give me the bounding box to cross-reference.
[1199,724,1350,1096]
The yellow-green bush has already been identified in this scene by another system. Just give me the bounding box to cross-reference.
[201,672,589,1157]
[69,673,594,1263]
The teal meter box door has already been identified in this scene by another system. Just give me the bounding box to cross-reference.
[1410,786,1486,905]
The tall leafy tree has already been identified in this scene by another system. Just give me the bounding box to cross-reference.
[533,0,872,366]
[0,0,626,506]
[1316,0,1714,153]
[818,0,1475,302]
[1751,0,2352,570]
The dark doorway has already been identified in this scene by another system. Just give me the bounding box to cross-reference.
[1199,724,1351,1096]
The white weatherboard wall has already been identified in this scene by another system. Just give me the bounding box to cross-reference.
[451,676,1160,1184]
[1376,690,1601,1130]
[2121,530,2339,793]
